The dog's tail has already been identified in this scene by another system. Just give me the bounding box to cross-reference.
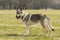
[44,15,54,31]
[52,29,54,31]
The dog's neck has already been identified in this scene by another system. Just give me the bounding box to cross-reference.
[20,11,29,20]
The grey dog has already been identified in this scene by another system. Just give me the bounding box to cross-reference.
[16,8,54,37]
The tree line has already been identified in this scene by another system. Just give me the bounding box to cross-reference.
[0,0,60,10]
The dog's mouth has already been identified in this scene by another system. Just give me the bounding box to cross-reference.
[16,15,21,20]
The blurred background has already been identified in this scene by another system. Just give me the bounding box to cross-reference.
[0,0,60,10]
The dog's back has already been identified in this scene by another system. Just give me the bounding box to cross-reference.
[30,14,45,22]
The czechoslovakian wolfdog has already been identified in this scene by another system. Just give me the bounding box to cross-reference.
[16,8,54,37]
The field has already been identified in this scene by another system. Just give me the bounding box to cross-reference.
[0,9,60,40]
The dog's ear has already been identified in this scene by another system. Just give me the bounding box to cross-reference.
[17,7,19,10]
[16,8,18,10]
[20,8,23,11]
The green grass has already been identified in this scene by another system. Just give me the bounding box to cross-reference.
[0,10,60,40]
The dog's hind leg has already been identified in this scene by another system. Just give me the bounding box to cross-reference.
[43,17,54,37]
[46,21,53,37]
[41,21,49,37]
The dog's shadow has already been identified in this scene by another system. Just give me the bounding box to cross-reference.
[6,34,20,36]
[0,34,58,38]
[0,34,43,37]
[7,34,42,37]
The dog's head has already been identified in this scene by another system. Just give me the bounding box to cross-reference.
[16,8,23,14]
[16,8,23,20]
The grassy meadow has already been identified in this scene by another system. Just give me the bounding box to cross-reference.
[0,9,60,40]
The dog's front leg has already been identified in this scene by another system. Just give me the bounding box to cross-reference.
[24,23,30,35]
[26,26,30,35]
